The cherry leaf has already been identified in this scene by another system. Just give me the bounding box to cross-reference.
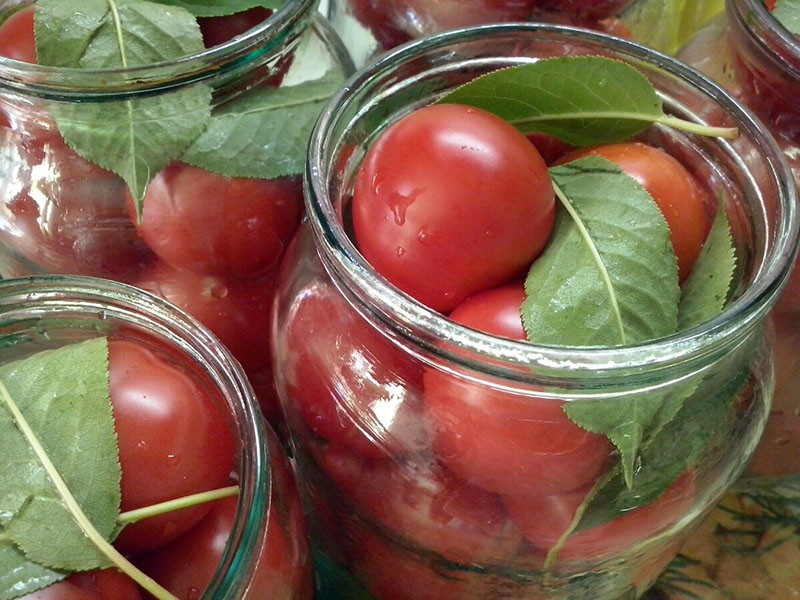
[182,71,343,178]
[774,0,800,35]
[0,338,120,598]
[34,0,212,210]
[679,202,737,329]
[437,56,737,145]
[522,156,680,347]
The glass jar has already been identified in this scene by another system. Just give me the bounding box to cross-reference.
[271,23,798,600]
[325,0,726,67]
[0,275,312,599]
[678,0,800,479]
[0,0,354,425]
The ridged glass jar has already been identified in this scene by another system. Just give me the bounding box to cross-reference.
[0,0,354,425]
[0,275,312,599]
[679,0,800,479]
[271,23,798,599]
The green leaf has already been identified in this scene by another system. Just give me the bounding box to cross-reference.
[678,203,736,330]
[620,0,725,54]
[34,0,213,210]
[439,56,663,146]
[0,338,120,597]
[574,334,759,534]
[436,56,737,144]
[149,0,282,17]
[182,72,343,179]
[774,0,800,35]
[522,156,680,347]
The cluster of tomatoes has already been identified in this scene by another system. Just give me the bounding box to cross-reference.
[279,99,711,596]
[15,335,310,600]
[0,5,298,424]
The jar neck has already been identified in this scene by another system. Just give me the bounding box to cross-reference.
[727,0,800,122]
[0,0,319,101]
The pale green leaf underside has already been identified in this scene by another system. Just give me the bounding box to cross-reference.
[182,72,343,178]
[522,156,679,348]
[774,0,800,36]
[678,202,736,329]
[151,0,283,17]
[437,56,664,147]
[34,0,212,207]
[0,338,119,596]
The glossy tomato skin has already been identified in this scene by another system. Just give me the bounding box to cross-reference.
[537,0,634,20]
[17,569,142,600]
[352,103,555,312]
[135,426,313,599]
[424,283,614,497]
[130,163,303,280]
[0,5,37,64]
[279,274,429,459]
[557,142,712,283]
[502,469,696,561]
[134,262,276,372]
[316,444,524,564]
[108,340,236,555]
[0,131,156,281]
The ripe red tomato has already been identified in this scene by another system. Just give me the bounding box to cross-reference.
[317,444,523,564]
[352,103,555,312]
[18,569,142,600]
[280,275,429,458]
[424,283,614,497]
[130,163,303,279]
[557,142,711,283]
[135,426,313,599]
[0,5,37,64]
[198,7,273,48]
[108,339,236,555]
[134,262,276,374]
[502,469,696,561]
[384,0,537,37]
[0,131,156,281]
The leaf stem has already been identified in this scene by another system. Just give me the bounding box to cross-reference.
[118,485,239,525]
[655,115,739,139]
[0,379,179,600]
[551,179,627,344]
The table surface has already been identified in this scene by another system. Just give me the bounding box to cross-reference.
[646,475,800,599]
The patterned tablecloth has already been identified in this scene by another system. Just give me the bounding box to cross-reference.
[647,476,800,599]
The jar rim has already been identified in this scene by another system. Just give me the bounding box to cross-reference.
[0,0,318,97]
[306,22,800,377]
[728,0,800,77]
[0,274,270,597]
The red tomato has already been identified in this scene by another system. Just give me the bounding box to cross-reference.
[385,0,537,37]
[198,7,273,48]
[347,0,412,50]
[280,276,429,458]
[135,427,313,599]
[18,569,142,600]
[108,339,236,555]
[344,522,491,600]
[0,5,37,63]
[424,283,614,497]
[557,142,711,283]
[134,262,276,374]
[317,444,523,564]
[526,132,574,165]
[352,103,555,312]
[537,0,634,20]
[502,470,696,561]
[0,132,156,281]
[130,163,303,279]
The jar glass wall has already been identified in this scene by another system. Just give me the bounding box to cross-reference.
[0,275,312,599]
[679,0,800,479]
[272,23,798,599]
[0,0,354,424]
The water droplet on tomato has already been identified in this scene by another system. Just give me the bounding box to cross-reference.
[395,246,405,257]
